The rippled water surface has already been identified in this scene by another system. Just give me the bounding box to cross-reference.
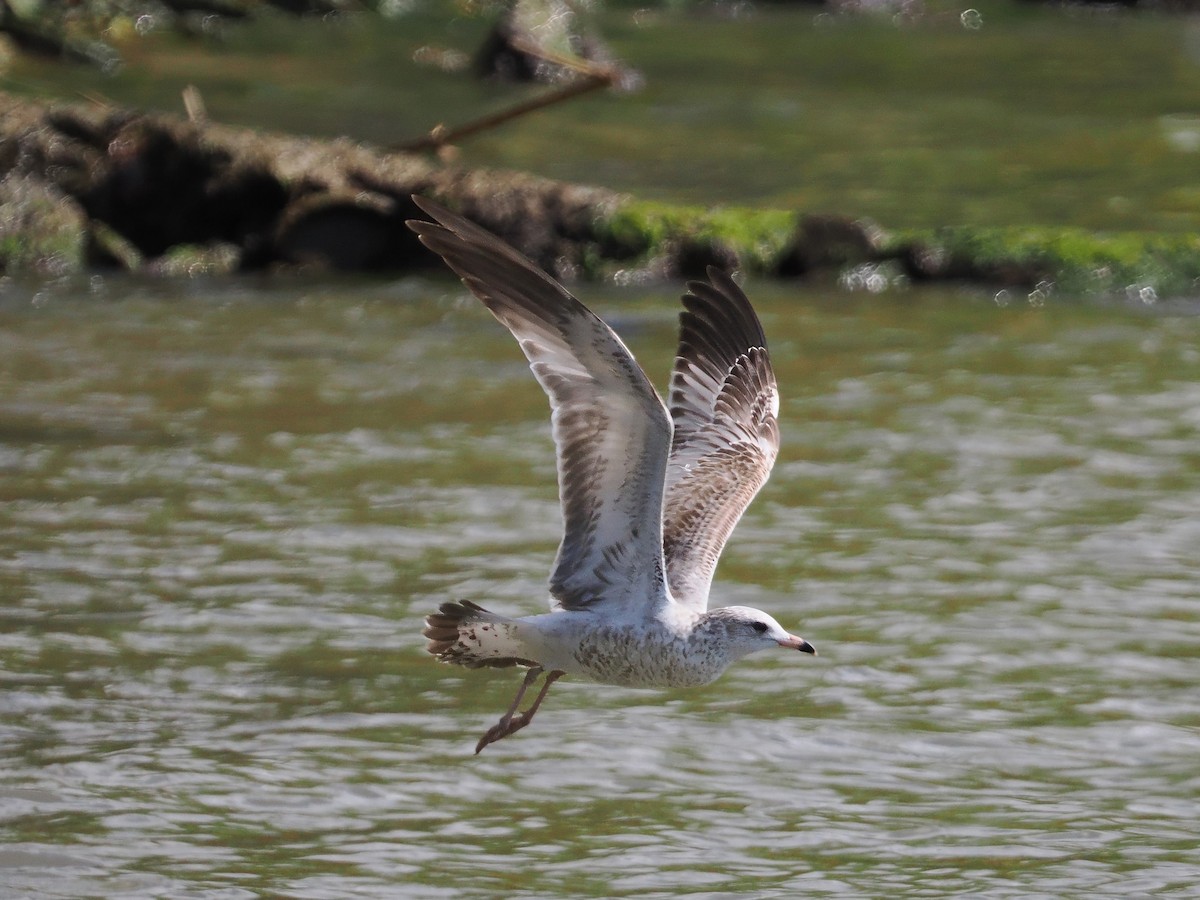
[3,277,1200,897]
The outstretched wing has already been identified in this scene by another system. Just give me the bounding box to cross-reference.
[662,268,779,612]
[408,197,672,616]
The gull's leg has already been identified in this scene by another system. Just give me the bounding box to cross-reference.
[474,667,566,754]
[474,666,543,754]
[512,668,564,728]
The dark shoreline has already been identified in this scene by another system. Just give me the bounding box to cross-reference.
[2,90,1197,298]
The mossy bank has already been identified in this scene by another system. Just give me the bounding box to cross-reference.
[1,91,1197,299]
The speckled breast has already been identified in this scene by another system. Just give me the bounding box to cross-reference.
[570,624,727,688]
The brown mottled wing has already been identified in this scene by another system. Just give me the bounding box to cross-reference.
[662,268,779,612]
[407,197,672,616]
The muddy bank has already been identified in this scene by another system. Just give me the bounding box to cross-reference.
[0,90,630,279]
[1,90,1197,297]
[0,89,849,282]
[0,88,846,281]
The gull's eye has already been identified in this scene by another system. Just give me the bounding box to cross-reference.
[751,621,769,634]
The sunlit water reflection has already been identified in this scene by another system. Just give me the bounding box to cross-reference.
[2,276,1199,897]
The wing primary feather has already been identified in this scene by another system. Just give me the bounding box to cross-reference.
[407,197,674,618]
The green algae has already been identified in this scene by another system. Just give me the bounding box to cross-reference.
[596,199,798,272]
[890,226,1200,298]
[598,199,1200,298]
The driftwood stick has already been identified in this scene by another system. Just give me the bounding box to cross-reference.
[396,30,622,155]
[396,71,613,153]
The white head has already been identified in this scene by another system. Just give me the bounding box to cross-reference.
[702,606,817,662]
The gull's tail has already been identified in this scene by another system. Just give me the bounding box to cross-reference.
[422,600,539,669]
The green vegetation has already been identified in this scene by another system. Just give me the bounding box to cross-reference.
[598,198,1200,298]
[598,200,797,271]
[0,174,86,276]
[891,226,1200,298]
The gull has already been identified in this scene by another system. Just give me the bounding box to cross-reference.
[408,197,815,754]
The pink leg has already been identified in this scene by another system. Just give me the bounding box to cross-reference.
[475,668,566,754]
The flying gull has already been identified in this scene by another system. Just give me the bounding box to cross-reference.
[408,197,816,754]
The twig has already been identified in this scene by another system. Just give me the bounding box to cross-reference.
[395,70,613,154]
[395,33,621,154]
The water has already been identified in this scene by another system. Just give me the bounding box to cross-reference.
[6,3,1200,892]
[2,274,1199,897]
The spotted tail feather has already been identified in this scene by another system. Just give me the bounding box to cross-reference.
[422,600,539,669]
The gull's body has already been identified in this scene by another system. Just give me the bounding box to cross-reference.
[408,198,815,752]
[430,602,791,689]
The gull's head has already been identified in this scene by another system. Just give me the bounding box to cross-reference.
[705,606,817,661]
